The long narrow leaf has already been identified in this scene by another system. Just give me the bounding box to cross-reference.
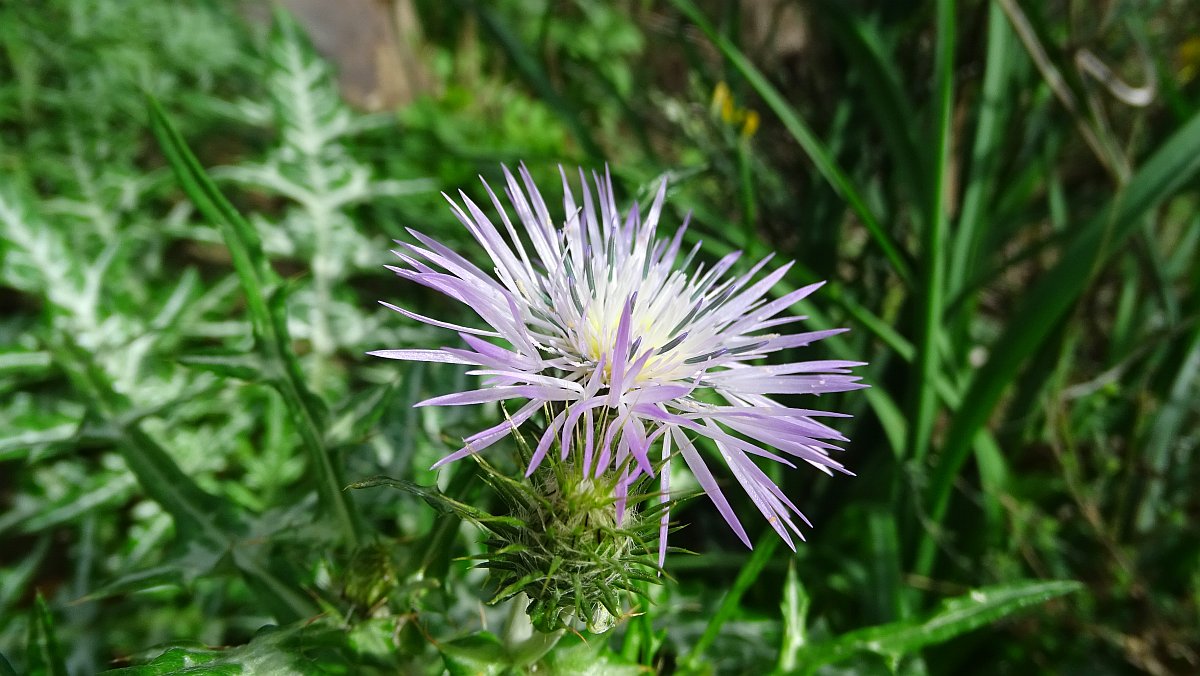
[1135,316,1200,531]
[949,1,1019,296]
[790,580,1081,671]
[680,534,780,669]
[907,0,955,464]
[146,96,362,545]
[25,594,68,676]
[812,0,928,209]
[670,0,913,284]
[776,560,810,673]
[918,109,1200,576]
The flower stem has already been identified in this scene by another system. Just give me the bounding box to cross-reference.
[509,628,566,666]
[502,593,567,666]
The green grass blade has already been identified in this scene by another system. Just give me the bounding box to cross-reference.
[972,431,1011,540]
[670,0,912,284]
[949,1,1017,296]
[736,141,758,232]
[26,593,68,676]
[812,0,928,209]
[1165,214,1200,276]
[907,0,955,464]
[866,508,905,623]
[680,534,780,669]
[917,109,1200,577]
[146,95,362,546]
[1135,318,1200,531]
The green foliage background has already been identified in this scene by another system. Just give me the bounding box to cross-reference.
[1,0,1198,673]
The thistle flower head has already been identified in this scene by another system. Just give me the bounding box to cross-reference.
[372,165,866,568]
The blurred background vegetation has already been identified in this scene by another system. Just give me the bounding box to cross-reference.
[1,0,1199,673]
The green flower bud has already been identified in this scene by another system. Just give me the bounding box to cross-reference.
[475,456,662,634]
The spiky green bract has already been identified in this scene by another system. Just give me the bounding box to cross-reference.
[343,542,399,610]
[353,452,671,634]
[475,452,666,634]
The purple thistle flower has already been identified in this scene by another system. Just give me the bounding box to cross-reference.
[372,165,866,566]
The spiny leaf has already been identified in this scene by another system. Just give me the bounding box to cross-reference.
[790,580,1083,672]
[349,475,524,528]
[100,616,403,675]
[44,332,237,539]
[44,330,316,622]
[776,560,809,673]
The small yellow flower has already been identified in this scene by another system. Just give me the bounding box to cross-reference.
[741,109,760,139]
[710,81,761,139]
[711,81,733,117]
